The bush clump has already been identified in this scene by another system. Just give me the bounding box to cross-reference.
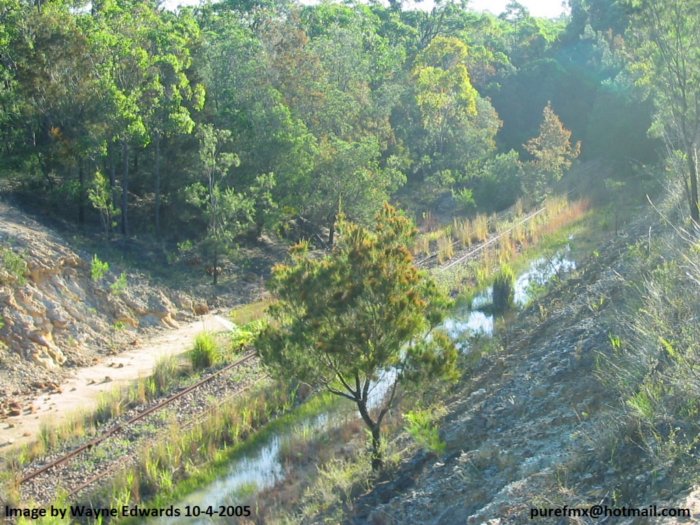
[492,264,515,314]
[190,332,218,370]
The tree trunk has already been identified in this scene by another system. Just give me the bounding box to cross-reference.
[77,159,85,226]
[370,423,382,471]
[109,146,117,238]
[155,134,161,238]
[212,247,218,286]
[328,213,336,246]
[356,397,383,471]
[687,146,700,224]
[121,141,129,236]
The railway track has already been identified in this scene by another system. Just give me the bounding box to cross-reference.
[64,375,268,500]
[14,198,586,504]
[19,206,549,489]
[19,350,258,490]
[414,205,548,271]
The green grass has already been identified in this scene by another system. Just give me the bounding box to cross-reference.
[229,299,271,325]
[115,388,339,524]
[0,246,27,285]
[189,332,218,370]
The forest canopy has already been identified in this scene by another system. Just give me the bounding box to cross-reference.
[0,0,678,268]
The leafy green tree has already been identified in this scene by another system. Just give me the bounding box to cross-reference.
[311,136,405,245]
[248,172,278,239]
[88,169,119,236]
[263,9,405,240]
[258,204,458,470]
[186,124,253,284]
[0,0,27,168]
[199,7,316,222]
[144,9,203,237]
[523,102,580,199]
[10,1,108,220]
[413,36,478,158]
[471,150,524,212]
[627,0,700,222]
[410,35,501,202]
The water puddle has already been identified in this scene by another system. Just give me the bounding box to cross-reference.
[154,250,576,520]
[155,369,397,524]
[443,247,576,349]
[513,247,576,306]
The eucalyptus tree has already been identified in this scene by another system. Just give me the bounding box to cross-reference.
[10,0,108,221]
[143,9,203,237]
[411,36,500,201]
[186,124,253,284]
[627,0,700,222]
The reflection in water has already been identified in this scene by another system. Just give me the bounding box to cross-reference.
[442,248,576,350]
[443,310,494,350]
[514,249,576,306]
[158,250,577,522]
[157,369,398,524]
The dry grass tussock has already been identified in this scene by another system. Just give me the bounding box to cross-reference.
[595,189,700,501]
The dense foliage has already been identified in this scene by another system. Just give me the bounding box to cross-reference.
[0,0,684,272]
[257,204,458,469]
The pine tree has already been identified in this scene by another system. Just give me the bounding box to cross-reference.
[257,204,458,470]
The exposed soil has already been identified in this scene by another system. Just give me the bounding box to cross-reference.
[0,313,235,451]
[346,217,700,524]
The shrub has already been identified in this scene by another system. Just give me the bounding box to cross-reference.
[404,408,446,454]
[231,320,266,352]
[110,272,128,295]
[190,332,218,370]
[152,356,180,393]
[492,264,515,314]
[451,187,476,214]
[91,255,110,282]
[1,248,27,285]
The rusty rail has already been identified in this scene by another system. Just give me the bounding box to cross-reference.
[65,377,266,499]
[414,205,548,270]
[20,350,257,485]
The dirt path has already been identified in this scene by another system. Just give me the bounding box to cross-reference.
[0,313,234,452]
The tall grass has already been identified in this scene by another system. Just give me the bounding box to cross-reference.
[452,218,472,248]
[414,234,431,257]
[472,214,490,242]
[437,234,454,263]
[92,386,339,523]
[597,240,700,490]
[152,355,180,393]
[190,332,218,370]
[437,197,591,295]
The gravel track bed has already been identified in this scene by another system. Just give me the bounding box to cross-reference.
[20,358,262,505]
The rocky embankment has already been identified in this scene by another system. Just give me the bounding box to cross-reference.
[351,220,700,524]
[0,201,205,419]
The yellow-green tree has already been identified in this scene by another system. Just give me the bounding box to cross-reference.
[257,204,457,470]
[413,36,478,156]
[524,102,580,199]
